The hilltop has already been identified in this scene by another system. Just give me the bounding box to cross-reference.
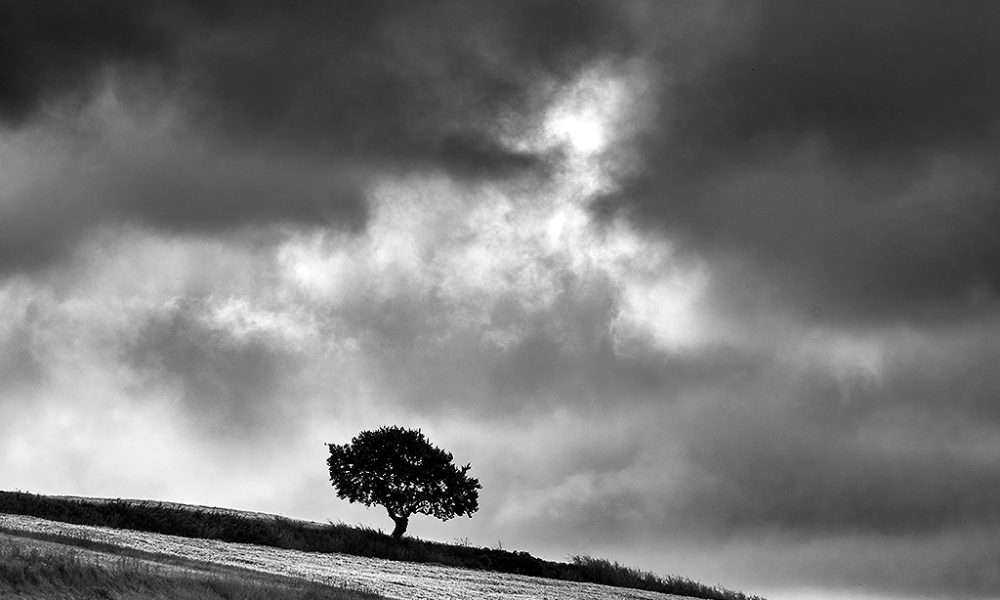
[0,490,764,600]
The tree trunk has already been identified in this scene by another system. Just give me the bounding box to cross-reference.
[390,513,409,540]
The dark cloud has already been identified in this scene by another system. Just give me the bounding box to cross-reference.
[650,339,1000,562]
[0,208,86,275]
[0,0,176,123]
[178,0,633,174]
[0,139,368,275]
[672,2,1000,157]
[653,328,1000,541]
[0,0,635,274]
[662,527,1000,600]
[877,327,1000,425]
[107,149,370,234]
[468,320,1000,597]
[0,319,46,393]
[123,299,301,438]
[336,271,766,418]
[681,400,1000,538]
[613,1,1000,324]
[1,0,633,172]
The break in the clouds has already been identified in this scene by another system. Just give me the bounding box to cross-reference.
[2,3,1000,600]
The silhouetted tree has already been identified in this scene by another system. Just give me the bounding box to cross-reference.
[326,426,481,540]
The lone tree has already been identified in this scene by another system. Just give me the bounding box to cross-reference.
[326,426,481,540]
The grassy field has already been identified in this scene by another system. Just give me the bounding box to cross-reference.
[2,514,692,600]
[0,490,764,600]
[0,529,382,600]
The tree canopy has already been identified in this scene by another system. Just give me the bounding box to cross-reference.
[326,426,481,540]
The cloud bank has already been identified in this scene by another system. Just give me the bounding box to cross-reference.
[2,3,999,599]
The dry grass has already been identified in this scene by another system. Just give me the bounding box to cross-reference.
[0,532,383,600]
[1,490,765,600]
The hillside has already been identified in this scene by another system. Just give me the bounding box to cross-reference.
[0,491,765,600]
[1,527,381,600]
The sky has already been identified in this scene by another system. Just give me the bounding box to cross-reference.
[1,2,999,599]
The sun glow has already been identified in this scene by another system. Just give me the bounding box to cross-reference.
[537,64,638,159]
[274,63,710,355]
[548,107,607,155]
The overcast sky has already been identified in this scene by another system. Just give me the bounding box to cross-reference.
[2,2,999,599]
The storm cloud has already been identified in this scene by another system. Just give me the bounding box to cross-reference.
[0,0,632,271]
[2,3,999,600]
[614,0,1000,325]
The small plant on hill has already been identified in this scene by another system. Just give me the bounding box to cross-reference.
[326,426,481,540]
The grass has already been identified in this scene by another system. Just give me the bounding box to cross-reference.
[0,490,765,600]
[566,555,765,600]
[0,531,382,600]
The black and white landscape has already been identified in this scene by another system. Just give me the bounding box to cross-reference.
[2,3,999,599]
